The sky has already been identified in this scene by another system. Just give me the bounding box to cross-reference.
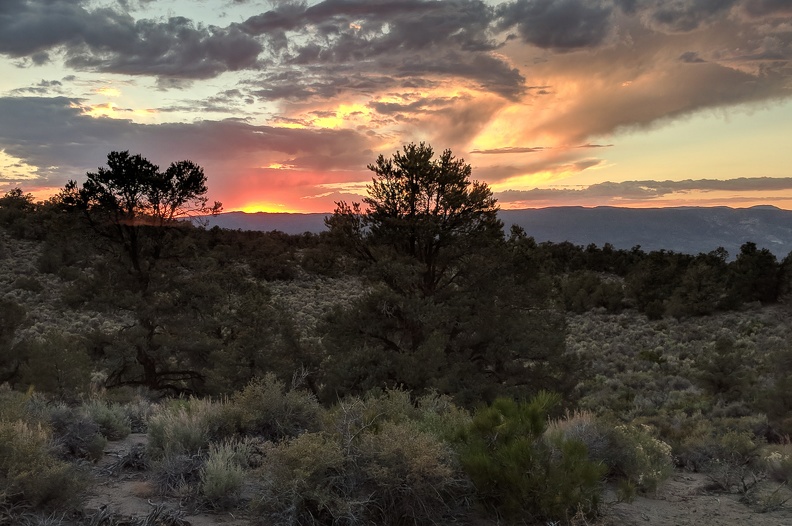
[1,0,792,213]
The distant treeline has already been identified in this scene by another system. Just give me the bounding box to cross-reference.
[2,186,790,404]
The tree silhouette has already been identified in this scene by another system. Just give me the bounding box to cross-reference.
[63,151,221,283]
[327,142,502,297]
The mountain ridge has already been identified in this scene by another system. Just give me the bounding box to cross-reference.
[201,206,792,258]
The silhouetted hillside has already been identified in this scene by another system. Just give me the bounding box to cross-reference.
[203,206,792,258]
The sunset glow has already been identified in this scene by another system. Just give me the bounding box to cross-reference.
[238,202,295,214]
[1,1,791,214]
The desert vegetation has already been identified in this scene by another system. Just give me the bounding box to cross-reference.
[1,146,791,524]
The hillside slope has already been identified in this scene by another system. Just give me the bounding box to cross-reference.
[203,206,792,258]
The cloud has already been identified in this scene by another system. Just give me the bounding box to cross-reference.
[528,39,792,144]
[395,52,525,100]
[740,0,792,18]
[642,0,739,33]
[239,0,526,101]
[0,96,375,204]
[496,0,615,50]
[679,51,707,63]
[471,146,546,154]
[9,79,65,95]
[495,177,792,206]
[242,0,499,54]
[576,143,613,148]
[0,0,262,79]
[368,95,463,116]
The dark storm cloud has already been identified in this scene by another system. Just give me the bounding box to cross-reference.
[239,0,526,100]
[249,68,399,101]
[0,0,262,79]
[242,0,497,53]
[495,0,615,50]
[679,51,706,63]
[741,0,792,18]
[396,52,525,99]
[0,96,373,187]
[645,0,739,32]
[368,95,462,115]
[65,17,263,78]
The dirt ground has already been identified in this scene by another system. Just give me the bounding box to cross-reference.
[602,472,792,526]
[85,434,250,526]
[84,435,792,526]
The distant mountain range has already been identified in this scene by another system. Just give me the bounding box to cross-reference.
[201,206,792,259]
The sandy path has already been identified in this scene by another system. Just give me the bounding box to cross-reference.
[85,433,251,526]
[602,473,792,526]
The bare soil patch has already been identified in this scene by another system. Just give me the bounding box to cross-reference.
[602,472,792,526]
[85,433,250,526]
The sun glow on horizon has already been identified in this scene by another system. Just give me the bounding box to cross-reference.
[236,202,302,213]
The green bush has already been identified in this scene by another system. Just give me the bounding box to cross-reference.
[600,424,673,494]
[81,400,131,440]
[0,419,85,511]
[458,393,605,523]
[253,394,470,526]
[414,390,472,441]
[17,334,93,396]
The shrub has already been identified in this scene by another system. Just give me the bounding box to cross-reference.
[12,275,44,293]
[200,439,250,509]
[48,405,106,461]
[147,397,235,459]
[414,390,472,441]
[356,420,470,525]
[764,443,792,484]
[0,387,31,422]
[17,334,93,396]
[252,432,347,525]
[702,431,763,493]
[117,396,156,433]
[0,420,85,511]
[152,452,204,498]
[599,424,673,494]
[253,413,469,526]
[546,409,609,460]
[232,374,322,440]
[458,393,606,523]
[81,400,131,440]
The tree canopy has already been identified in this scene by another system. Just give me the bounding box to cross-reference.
[327,142,502,297]
[322,144,571,404]
[63,151,221,277]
